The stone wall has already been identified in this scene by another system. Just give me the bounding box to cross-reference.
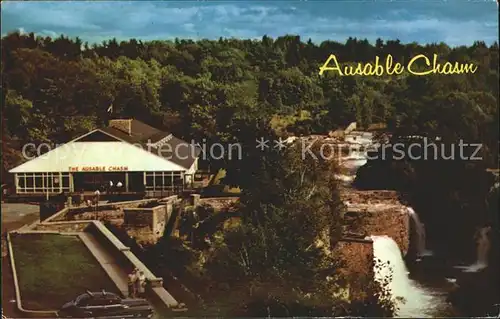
[72,209,124,222]
[124,205,171,232]
[33,221,91,233]
[155,203,173,234]
[124,207,156,227]
[44,197,179,245]
[123,203,174,244]
[46,198,160,223]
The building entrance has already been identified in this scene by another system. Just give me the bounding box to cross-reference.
[73,172,127,192]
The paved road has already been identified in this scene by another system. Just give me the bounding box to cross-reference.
[1,203,40,234]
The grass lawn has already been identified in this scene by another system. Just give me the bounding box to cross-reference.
[10,233,119,310]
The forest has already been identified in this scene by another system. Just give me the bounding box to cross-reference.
[2,31,499,315]
[2,31,499,178]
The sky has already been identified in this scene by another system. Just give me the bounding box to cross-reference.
[1,0,498,46]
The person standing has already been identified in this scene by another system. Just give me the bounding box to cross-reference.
[94,189,100,220]
[136,271,146,297]
[108,180,114,194]
[117,181,123,193]
[79,190,84,207]
[127,271,137,298]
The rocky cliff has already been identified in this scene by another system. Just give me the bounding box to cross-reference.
[341,189,410,256]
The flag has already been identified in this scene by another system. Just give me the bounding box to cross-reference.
[107,104,113,113]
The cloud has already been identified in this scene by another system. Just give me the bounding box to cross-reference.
[1,1,497,46]
[39,30,58,38]
[183,23,196,33]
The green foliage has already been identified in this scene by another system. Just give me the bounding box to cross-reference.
[2,32,497,170]
[2,31,497,314]
[11,233,119,310]
[199,144,394,316]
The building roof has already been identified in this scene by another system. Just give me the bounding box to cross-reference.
[97,125,200,170]
[10,119,201,173]
[100,119,167,144]
[9,142,188,173]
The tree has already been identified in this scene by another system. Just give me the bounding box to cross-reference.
[201,142,394,316]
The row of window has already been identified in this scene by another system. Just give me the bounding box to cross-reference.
[14,172,188,193]
[16,173,71,193]
[145,172,184,190]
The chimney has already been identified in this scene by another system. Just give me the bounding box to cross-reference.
[109,119,132,135]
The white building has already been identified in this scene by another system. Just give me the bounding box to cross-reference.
[9,119,200,196]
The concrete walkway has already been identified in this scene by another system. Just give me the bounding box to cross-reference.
[78,232,178,316]
[1,203,40,235]
[79,232,129,297]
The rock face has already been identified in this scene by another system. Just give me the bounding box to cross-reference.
[333,190,410,302]
[341,189,402,204]
[334,237,374,294]
[341,189,410,256]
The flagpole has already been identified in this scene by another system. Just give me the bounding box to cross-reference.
[106,102,113,124]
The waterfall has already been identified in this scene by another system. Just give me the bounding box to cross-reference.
[406,207,431,257]
[340,149,368,179]
[371,235,437,318]
[477,227,491,265]
[334,174,355,183]
[342,150,367,167]
[462,226,491,272]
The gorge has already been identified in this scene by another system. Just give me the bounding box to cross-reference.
[407,207,430,259]
[457,226,491,273]
[336,131,498,317]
